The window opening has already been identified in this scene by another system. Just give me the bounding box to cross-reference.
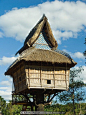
[47,80,51,84]
[19,77,21,81]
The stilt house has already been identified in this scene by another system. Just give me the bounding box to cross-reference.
[5,15,77,95]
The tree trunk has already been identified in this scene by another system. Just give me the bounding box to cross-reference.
[72,94,76,115]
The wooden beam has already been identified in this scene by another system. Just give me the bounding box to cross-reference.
[40,63,42,87]
[53,65,55,88]
[65,63,67,90]
[29,68,30,87]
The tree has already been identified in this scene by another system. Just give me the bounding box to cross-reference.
[0,96,22,115]
[0,96,7,114]
[57,67,85,115]
[6,101,22,115]
[84,38,86,63]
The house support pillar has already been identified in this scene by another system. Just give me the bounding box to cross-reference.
[35,93,44,115]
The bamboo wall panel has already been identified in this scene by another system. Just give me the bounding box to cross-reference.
[30,73,40,78]
[55,80,66,87]
[55,75,65,80]
[42,74,53,79]
[30,67,40,73]
[12,65,26,93]
[41,67,53,74]
[30,78,41,86]
[42,79,54,87]
[67,81,69,87]
[18,81,22,91]
[55,68,65,74]
[16,85,18,92]
[12,64,70,93]
[25,66,70,89]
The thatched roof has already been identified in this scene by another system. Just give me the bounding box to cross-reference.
[5,15,77,76]
[5,47,77,75]
[16,15,58,55]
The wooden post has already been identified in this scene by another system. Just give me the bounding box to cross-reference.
[65,63,67,90]
[36,92,44,115]
[40,64,42,87]
[53,65,55,88]
[28,68,30,87]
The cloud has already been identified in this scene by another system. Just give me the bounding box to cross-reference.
[0,56,17,65]
[73,66,86,83]
[0,80,12,101]
[63,49,85,59]
[0,1,86,43]
[0,81,11,86]
[53,30,76,44]
[72,52,85,59]
[0,79,12,101]
[0,89,12,101]
[81,66,86,83]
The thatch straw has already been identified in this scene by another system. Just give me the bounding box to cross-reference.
[16,15,58,55]
[21,47,76,64]
[5,47,77,75]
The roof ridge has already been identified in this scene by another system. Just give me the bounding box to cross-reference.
[15,15,58,55]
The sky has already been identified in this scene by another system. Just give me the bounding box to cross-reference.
[0,0,86,102]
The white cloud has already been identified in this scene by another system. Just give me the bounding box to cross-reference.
[53,30,75,44]
[63,49,85,59]
[6,76,12,82]
[0,90,12,100]
[0,81,11,86]
[0,1,86,43]
[0,87,10,90]
[0,85,12,101]
[73,66,86,83]
[72,52,85,59]
[81,65,86,83]
[0,56,17,65]
[0,79,12,101]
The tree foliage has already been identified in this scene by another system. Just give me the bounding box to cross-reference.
[0,96,22,115]
[58,67,85,104]
[57,67,85,115]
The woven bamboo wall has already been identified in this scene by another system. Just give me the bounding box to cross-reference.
[12,64,70,93]
[13,64,27,93]
[25,65,70,90]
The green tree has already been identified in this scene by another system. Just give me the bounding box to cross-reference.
[57,67,85,115]
[83,38,86,59]
[0,96,22,115]
[0,96,7,114]
[6,100,22,115]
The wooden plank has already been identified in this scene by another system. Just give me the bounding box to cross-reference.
[30,73,40,78]
[30,79,41,86]
[22,65,70,90]
[25,69,29,86]
[29,68,30,87]
[16,71,19,92]
[53,65,55,88]
[40,65,42,87]
[20,65,23,91]
[65,64,67,90]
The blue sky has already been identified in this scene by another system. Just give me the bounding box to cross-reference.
[0,0,86,101]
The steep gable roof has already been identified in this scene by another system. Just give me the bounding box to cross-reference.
[16,14,58,55]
